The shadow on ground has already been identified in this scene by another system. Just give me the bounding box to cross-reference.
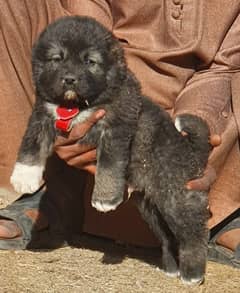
[0,233,239,293]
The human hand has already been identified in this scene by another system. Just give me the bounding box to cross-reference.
[54,110,105,174]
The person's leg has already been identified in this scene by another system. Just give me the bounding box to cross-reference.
[208,141,240,266]
[0,0,68,192]
[0,0,43,240]
[0,0,86,248]
[1,0,240,256]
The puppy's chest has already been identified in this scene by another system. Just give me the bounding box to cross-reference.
[44,102,107,144]
[45,102,96,124]
[45,103,103,137]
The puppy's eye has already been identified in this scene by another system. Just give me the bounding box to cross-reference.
[84,57,97,66]
[51,54,63,62]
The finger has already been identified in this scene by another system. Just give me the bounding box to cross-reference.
[66,149,97,167]
[186,177,212,191]
[209,134,221,147]
[54,144,96,161]
[54,109,106,145]
[186,165,217,191]
[82,164,97,175]
[54,133,78,146]
[69,109,106,139]
[0,220,22,238]
[180,130,188,136]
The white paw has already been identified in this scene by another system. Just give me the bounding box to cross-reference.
[181,276,204,286]
[10,163,44,194]
[156,267,180,278]
[91,198,122,213]
[165,271,180,278]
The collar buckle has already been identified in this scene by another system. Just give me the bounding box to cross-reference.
[55,106,80,132]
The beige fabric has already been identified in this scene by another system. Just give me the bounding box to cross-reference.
[0,0,68,190]
[0,0,240,244]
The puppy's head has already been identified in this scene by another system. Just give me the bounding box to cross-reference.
[32,16,126,107]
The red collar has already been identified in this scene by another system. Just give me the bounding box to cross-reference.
[55,106,80,132]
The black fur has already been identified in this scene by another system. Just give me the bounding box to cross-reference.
[12,16,212,284]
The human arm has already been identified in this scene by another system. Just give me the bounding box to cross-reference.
[174,11,240,190]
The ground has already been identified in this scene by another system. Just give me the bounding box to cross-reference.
[0,194,239,293]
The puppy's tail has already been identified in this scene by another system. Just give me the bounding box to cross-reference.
[174,114,212,155]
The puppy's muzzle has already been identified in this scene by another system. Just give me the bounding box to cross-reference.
[64,90,78,101]
[62,74,78,100]
[62,74,77,86]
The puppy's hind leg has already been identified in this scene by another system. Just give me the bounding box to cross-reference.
[178,234,208,285]
[177,195,208,285]
[135,195,179,277]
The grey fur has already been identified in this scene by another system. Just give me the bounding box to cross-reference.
[14,16,212,284]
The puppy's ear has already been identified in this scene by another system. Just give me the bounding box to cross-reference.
[106,42,127,84]
[109,40,122,56]
[110,41,126,68]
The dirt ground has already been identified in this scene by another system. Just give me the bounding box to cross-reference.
[0,193,239,293]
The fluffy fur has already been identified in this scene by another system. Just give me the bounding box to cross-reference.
[11,16,212,284]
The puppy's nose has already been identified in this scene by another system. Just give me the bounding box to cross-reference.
[63,74,77,85]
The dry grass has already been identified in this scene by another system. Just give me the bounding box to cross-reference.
[0,194,239,293]
[0,234,239,293]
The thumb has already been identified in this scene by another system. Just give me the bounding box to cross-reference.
[186,164,217,191]
[69,109,106,139]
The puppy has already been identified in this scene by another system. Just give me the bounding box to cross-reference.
[11,16,211,285]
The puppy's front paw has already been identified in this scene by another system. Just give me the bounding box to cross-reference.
[10,163,44,194]
[91,190,124,213]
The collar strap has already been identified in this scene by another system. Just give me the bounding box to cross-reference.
[55,106,80,132]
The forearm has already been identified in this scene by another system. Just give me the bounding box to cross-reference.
[174,73,232,135]
[174,11,240,135]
